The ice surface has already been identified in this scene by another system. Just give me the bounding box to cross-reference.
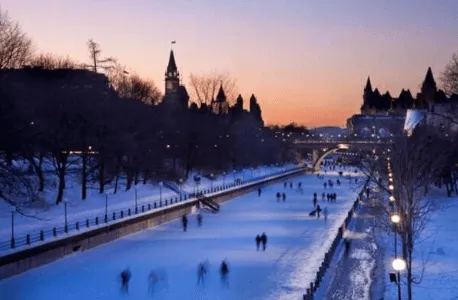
[0,171,361,300]
[0,164,297,252]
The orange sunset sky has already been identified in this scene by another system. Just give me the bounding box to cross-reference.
[2,0,458,127]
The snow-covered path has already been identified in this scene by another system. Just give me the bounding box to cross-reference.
[0,172,361,300]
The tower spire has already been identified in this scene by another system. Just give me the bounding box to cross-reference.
[166,50,178,74]
[422,67,437,91]
[364,76,372,92]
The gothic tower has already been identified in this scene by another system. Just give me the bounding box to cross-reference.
[165,50,180,95]
[361,76,373,114]
[420,67,437,109]
[211,84,229,115]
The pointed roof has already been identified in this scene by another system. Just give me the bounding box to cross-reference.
[216,84,226,102]
[364,76,372,91]
[250,94,257,102]
[166,50,178,73]
[422,67,436,90]
[236,94,243,103]
[373,88,381,97]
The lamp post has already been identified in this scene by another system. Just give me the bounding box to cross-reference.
[392,258,406,300]
[134,185,138,214]
[63,198,68,233]
[391,213,400,257]
[222,172,226,187]
[104,192,109,223]
[159,181,163,202]
[179,178,183,197]
[210,173,214,191]
[10,207,15,248]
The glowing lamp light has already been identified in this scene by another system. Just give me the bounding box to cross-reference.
[392,258,406,271]
[391,214,401,223]
[389,196,395,202]
[389,185,394,190]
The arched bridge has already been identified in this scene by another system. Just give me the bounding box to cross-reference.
[293,138,395,171]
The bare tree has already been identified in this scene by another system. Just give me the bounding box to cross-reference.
[360,126,452,300]
[86,39,115,73]
[441,51,458,96]
[29,52,81,69]
[113,72,162,105]
[188,71,237,105]
[0,7,33,69]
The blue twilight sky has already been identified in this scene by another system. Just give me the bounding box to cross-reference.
[2,0,458,126]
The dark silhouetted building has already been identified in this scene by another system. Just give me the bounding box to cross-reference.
[161,50,189,110]
[347,67,458,136]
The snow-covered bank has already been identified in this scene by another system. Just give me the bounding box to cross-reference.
[379,188,458,300]
[0,163,300,254]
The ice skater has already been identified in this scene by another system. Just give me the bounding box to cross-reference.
[344,238,351,256]
[258,188,262,197]
[197,213,203,227]
[323,207,328,221]
[255,234,261,251]
[120,268,132,294]
[148,270,159,293]
[220,260,229,287]
[197,262,208,285]
[276,192,281,202]
[182,214,188,232]
[261,232,268,251]
[316,205,322,218]
[282,192,286,202]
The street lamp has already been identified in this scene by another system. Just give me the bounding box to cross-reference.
[392,257,406,300]
[222,172,226,187]
[389,196,395,202]
[178,178,183,197]
[10,207,15,248]
[389,184,394,191]
[63,198,68,233]
[134,185,138,214]
[392,258,406,271]
[104,191,109,223]
[210,173,214,191]
[391,213,401,224]
[159,181,163,202]
[391,212,402,300]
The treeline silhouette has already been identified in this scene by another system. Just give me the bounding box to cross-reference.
[0,66,295,205]
[0,7,300,206]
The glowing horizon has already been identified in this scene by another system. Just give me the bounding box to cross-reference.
[2,0,458,127]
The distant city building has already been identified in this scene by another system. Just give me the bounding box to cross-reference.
[211,84,229,115]
[347,67,458,136]
[161,50,189,110]
[160,49,264,127]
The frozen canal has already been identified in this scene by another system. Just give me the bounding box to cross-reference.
[0,171,361,300]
